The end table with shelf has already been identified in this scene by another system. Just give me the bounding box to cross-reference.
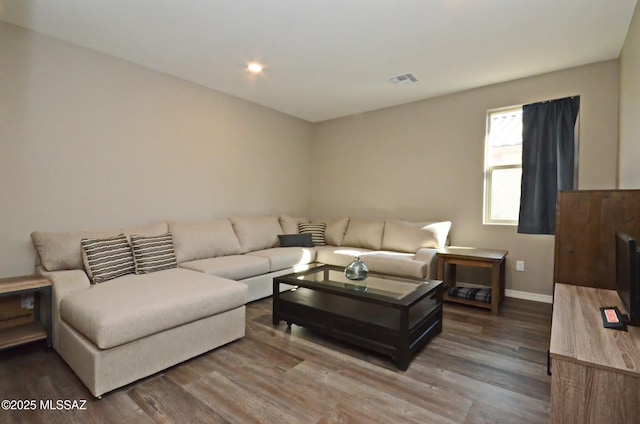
[0,275,52,350]
[436,247,508,315]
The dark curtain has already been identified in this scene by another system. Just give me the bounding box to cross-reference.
[517,96,580,235]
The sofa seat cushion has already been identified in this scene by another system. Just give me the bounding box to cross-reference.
[246,247,317,272]
[315,246,373,267]
[59,268,247,349]
[179,254,269,280]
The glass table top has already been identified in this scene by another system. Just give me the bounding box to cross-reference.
[289,266,430,300]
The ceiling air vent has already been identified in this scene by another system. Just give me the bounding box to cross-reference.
[390,73,418,85]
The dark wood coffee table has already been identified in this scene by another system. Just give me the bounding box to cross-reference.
[273,265,443,370]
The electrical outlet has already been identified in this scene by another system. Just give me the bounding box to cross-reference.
[516,261,525,272]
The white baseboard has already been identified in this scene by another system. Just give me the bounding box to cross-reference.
[455,282,552,304]
[505,289,552,304]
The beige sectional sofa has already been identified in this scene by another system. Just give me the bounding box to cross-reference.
[311,217,451,280]
[30,215,450,398]
[175,216,317,301]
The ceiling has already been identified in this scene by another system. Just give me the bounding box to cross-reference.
[1,0,637,122]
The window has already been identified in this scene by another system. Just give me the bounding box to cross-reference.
[484,107,523,225]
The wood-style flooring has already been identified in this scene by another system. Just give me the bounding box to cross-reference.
[0,297,552,423]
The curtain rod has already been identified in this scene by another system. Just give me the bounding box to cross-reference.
[524,95,579,107]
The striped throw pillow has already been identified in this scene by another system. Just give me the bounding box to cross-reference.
[130,232,178,274]
[81,234,135,284]
[298,222,326,246]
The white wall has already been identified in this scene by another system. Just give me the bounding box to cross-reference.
[311,61,620,297]
[0,22,312,276]
[619,3,640,188]
[0,20,625,299]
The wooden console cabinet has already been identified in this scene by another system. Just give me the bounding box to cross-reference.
[550,190,640,422]
[549,284,640,423]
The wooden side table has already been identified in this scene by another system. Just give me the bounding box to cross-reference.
[0,275,52,350]
[436,247,508,315]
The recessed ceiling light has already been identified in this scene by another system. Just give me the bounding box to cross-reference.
[247,63,263,73]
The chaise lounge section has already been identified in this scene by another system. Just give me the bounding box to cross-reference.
[32,221,249,398]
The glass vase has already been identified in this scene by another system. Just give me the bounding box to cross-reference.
[345,256,369,280]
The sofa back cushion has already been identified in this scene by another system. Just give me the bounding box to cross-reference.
[312,217,350,246]
[121,221,168,241]
[32,229,119,271]
[230,216,282,253]
[341,219,385,250]
[382,220,452,252]
[169,220,243,263]
[278,215,309,234]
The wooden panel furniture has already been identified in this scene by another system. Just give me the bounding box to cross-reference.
[554,189,640,289]
[436,247,507,315]
[273,265,443,370]
[550,283,640,423]
[0,275,52,350]
[551,190,640,421]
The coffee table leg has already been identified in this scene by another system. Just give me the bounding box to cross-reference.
[396,308,410,371]
[396,355,410,371]
[272,280,280,325]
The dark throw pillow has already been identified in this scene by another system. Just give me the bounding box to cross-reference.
[278,233,314,247]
